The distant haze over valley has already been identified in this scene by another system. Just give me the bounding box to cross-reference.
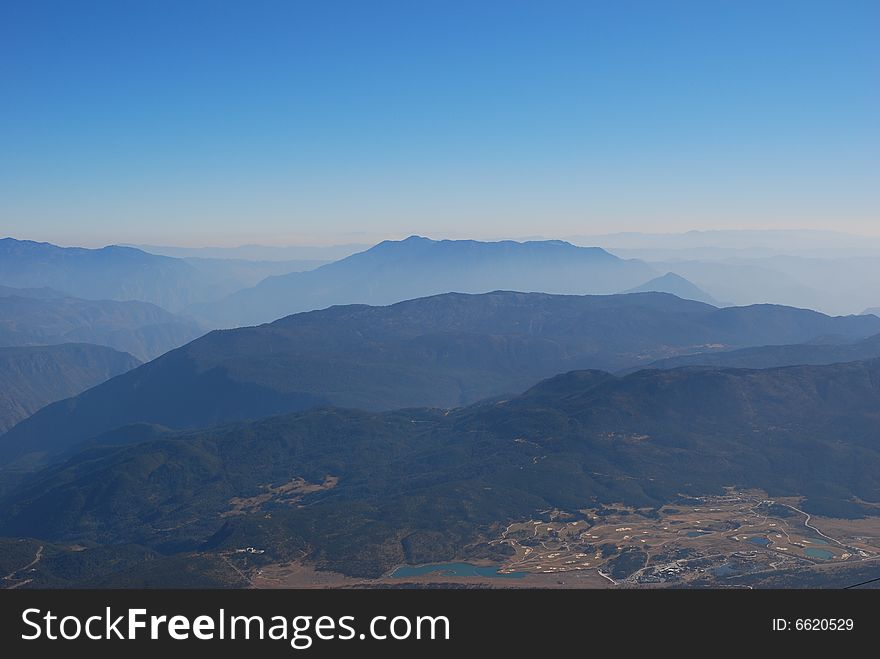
[6,230,880,320]
[129,243,368,262]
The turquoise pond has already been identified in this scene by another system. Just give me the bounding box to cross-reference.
[390,563,526,579]
[805,547,834,560]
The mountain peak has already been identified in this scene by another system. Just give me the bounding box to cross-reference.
[624,272,719,306]
[348,236,621,262]
[202,238,655,326]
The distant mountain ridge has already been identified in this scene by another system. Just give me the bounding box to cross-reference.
[0,285,65,299]
[131,243,367,262]
[0,285,205,361]
[632,332,880,373]
[198,236,660,327]
[3,290,879,468]
[0,344,139,433]
[0,238,319,313]
[624,272,720,306]
[0,238,202,311]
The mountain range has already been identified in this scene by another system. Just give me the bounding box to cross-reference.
[13,235,878,326]
[0,285,205,361]
[0,238,321,313]
[0,238,203,311]
[197,237,660,327]
[2,357,879,579]
[4,232,880,588]
[3,290,879,469]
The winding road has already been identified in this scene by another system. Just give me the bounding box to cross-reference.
[3,544,43,588]
[777,503,843,546]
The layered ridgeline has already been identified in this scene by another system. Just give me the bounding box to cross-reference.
[0,285,205,361]
[2,291,879,467]
[0,238,201,311]
[0,238,321,313]
[2,359,879,579]
[198,237,659,327]
[0,344,140,433]
[635,332,880,372]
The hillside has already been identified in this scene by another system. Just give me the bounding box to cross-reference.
[2,359,879,578]
[0,287,205,361]
[635,333,880,372]
[199,237,659,326]
[0,344,139,433]
[2,290,879,467]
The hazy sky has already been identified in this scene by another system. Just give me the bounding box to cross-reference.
[1,0,878,247]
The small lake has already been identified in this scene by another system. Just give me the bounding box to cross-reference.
[391,562,527,579]
[805,548,834,560]
[747,536,771,547]
[686,530,710,537]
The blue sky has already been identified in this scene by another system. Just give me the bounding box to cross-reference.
[1,0,878,246]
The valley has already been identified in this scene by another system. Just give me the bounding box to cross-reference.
[233,490,880,589]
[7,488,879,590]
[4,356,880,587]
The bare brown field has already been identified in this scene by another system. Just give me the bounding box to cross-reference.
[224,475,338,516]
